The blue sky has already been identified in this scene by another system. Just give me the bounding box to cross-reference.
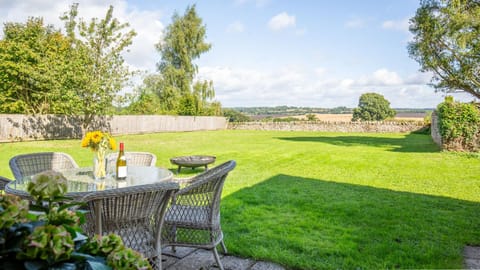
[0,0,475,108]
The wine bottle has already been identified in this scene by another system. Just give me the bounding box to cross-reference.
[116,142,127,180]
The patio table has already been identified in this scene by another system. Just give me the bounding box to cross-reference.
[5,166,174,200]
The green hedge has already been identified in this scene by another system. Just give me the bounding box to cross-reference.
[437,97,480,151]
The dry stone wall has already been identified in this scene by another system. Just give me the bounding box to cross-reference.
[430,111,442,147]
[228,121,426,133]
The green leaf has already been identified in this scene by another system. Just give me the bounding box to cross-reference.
[86,259,112,270]
[24,260,47,270]
[71,230,88,242]
[58,202,84,212]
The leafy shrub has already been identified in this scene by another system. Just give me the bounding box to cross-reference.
[437,97,480,151]
[0,194,29,228]
[0,170,152,270]
[27,170,68,202]
[80,234,124,257]
[305,114,317,121]
[107,248,152,270]
[17,224,75,263]
[223,108,251,122]
[423,111,432,126]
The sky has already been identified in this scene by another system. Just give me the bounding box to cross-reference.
[0,0,475,108]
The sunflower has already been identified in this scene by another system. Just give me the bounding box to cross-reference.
[81,131,116,152]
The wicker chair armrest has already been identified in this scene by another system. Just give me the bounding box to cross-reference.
[0,176,12,191]
[172,176,197,188]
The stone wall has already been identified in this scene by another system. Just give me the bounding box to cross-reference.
[228,120,426,133]
[0,114,228,142]
[430,111,442,147]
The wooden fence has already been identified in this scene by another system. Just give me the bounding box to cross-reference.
[0,114,228,142]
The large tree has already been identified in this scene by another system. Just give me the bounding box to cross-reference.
[0,18,75,114]
[408,0,480,100]
[0,5,136,132]
[125,74,163,115]
[138,5,218,116]
[60,4,136,131]
[352,93,396,121]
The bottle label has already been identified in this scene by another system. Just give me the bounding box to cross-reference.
[117,166,127,178]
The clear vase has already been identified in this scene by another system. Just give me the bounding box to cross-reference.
[93,150,107,180]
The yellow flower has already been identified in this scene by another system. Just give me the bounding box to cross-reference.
[81,131,116,152]
[91,131,102,144]
[109,137,117,151]
[80,137,89,147]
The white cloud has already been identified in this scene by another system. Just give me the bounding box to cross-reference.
[197,65,470,108]
[382,18,410,33]
[345,18,367,29]
[357,68,403,86]
[268,12,296,31]
[404,72,432,85]
[226,21,245,33]
[340,79,355,88]
[122,9,164,72]
[0,0,164,73]
[314,68,327,76]
[372,69,403,85]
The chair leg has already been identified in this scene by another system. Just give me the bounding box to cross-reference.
[156,256,162,270]
[170,225,177,253]
[220,239,228,254]
[212,246,224,270]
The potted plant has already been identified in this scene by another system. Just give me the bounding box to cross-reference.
[0,170,152,270]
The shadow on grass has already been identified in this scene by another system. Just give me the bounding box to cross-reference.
[222,174,480,269]
[167,166,209,177]
[276,133,440,153]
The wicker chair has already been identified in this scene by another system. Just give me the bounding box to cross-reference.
[9,152,79,181]
[106,152,157,171]
[0,176,11,190]
[162,160,236,270]
[80,182,178,270]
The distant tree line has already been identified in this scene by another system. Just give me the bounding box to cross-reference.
[229,105,431,121]
[233,106,353,117]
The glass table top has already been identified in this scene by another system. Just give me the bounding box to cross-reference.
[6,166,174,199]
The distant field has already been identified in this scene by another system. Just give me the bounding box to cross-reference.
[284,113,426,122]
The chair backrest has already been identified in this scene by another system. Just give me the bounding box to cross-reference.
[80,182,179,257]
[106,152,157,171]
[9,152,79,181]
[173,160,236,224]
[0,176,11,191]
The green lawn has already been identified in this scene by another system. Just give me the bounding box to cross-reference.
[1,130,480,269]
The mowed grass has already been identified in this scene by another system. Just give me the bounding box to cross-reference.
[1,130,480,269]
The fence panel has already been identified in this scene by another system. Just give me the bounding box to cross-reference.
[0,114,228,142]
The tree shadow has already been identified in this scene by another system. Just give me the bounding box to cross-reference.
[276,132,440,153]
[6,115,112,141]
[222,174,480,269]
